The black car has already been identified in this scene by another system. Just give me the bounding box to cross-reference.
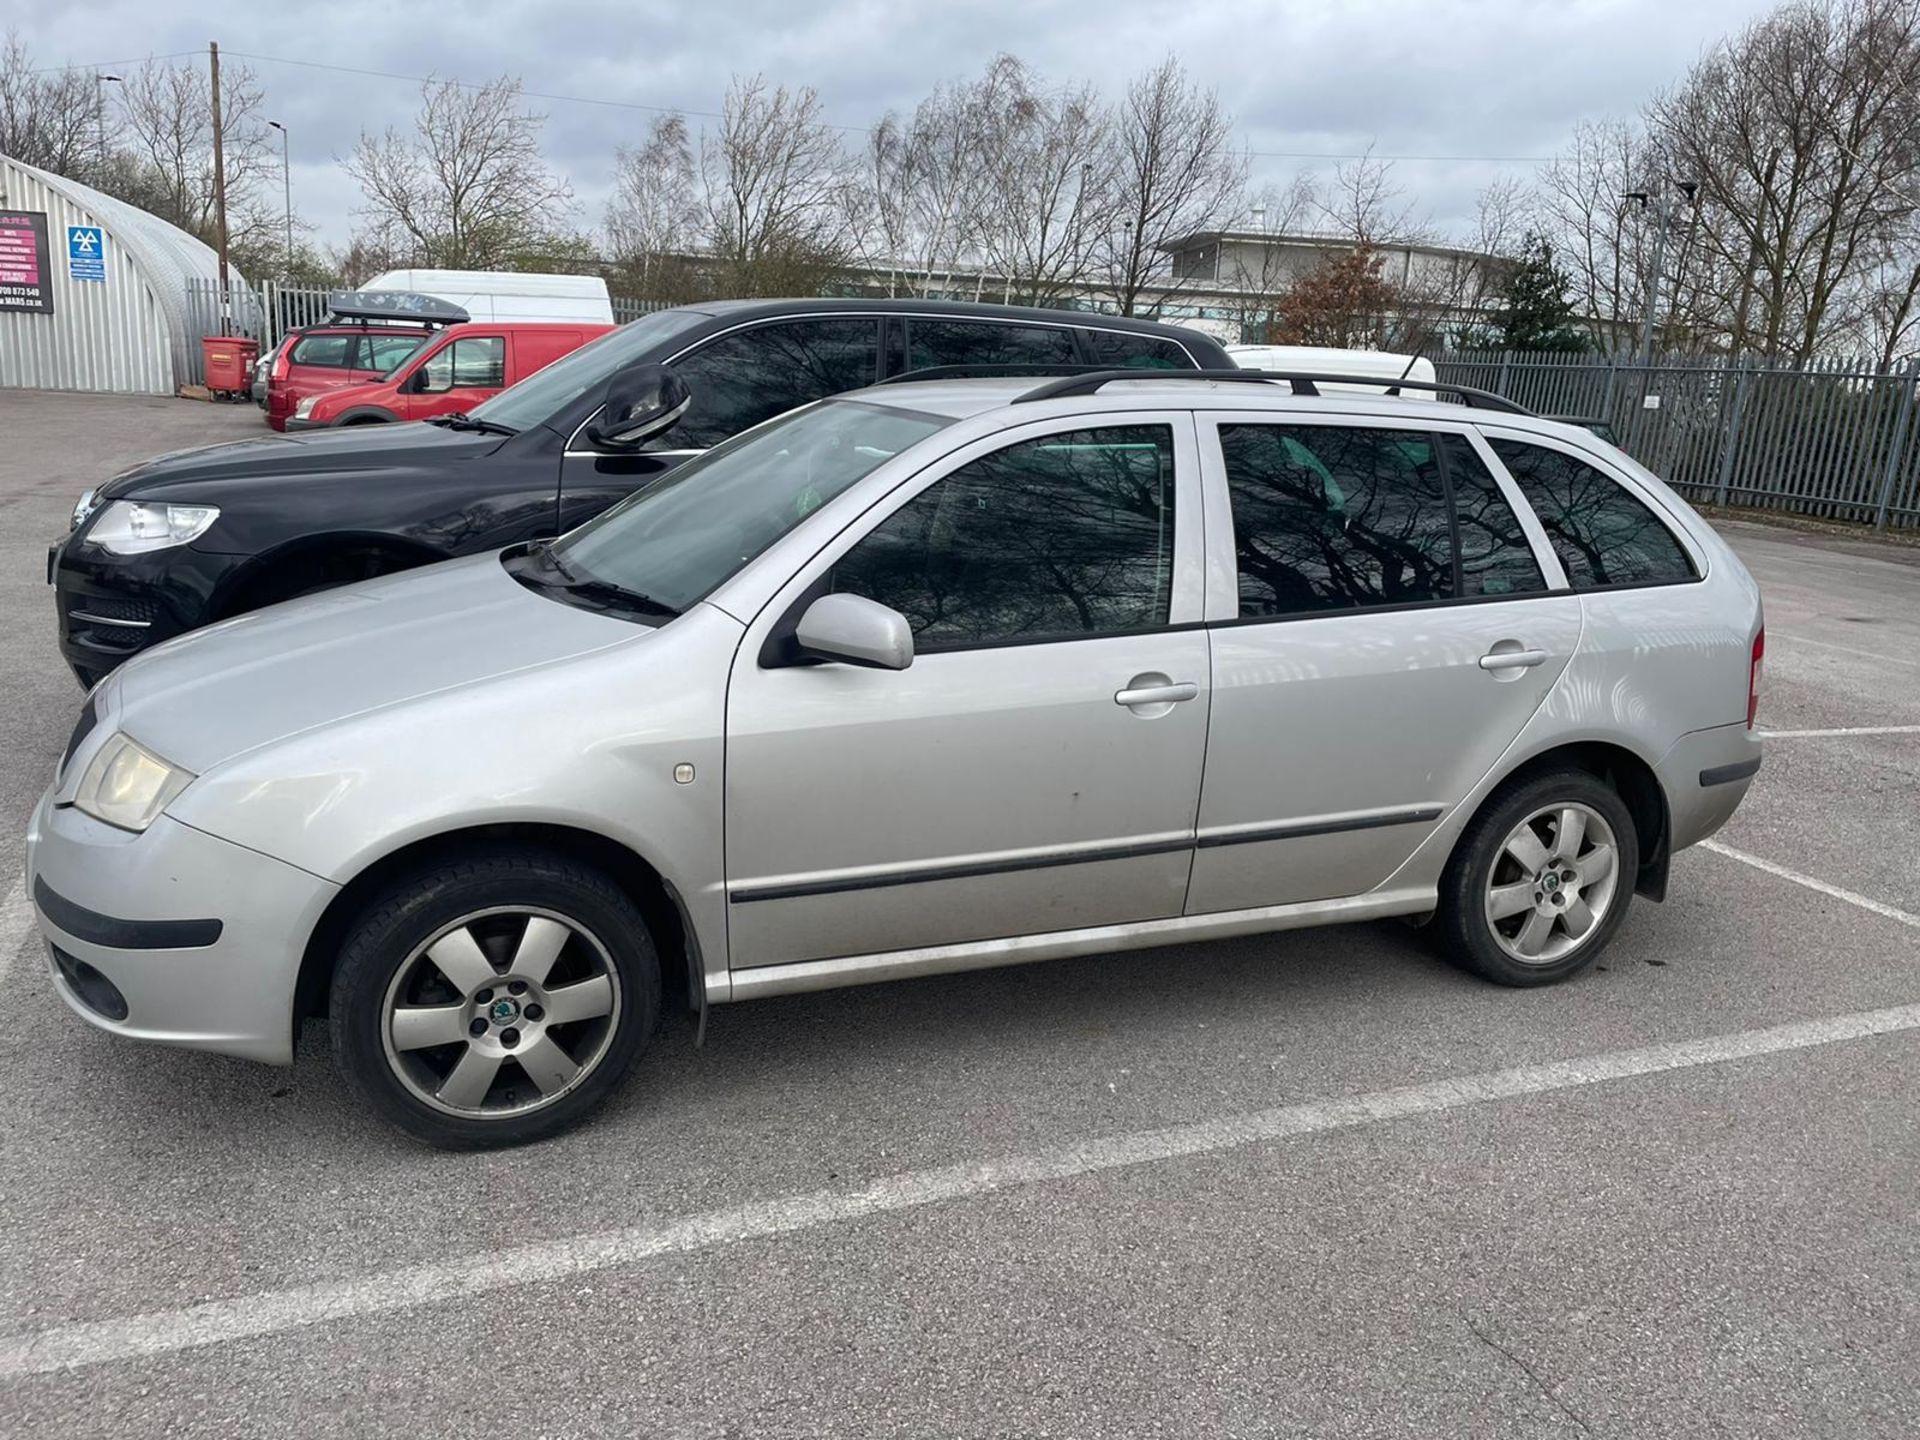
[52,299,1231,684]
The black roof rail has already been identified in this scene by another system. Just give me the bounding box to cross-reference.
[876,362,1108,384]
[1010,368,1531,415]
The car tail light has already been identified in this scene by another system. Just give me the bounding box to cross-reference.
[271,344,291,381]
[1747,627,1764,728]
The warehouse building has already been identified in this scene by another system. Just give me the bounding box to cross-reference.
[0,153,241,396]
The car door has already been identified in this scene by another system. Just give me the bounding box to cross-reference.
[403,332,507,420]
[555,316,884,534]
[1185,413,1582,914]
[724,413,1211,970]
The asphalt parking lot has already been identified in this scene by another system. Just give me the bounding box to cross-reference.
[1,388,1917,1438]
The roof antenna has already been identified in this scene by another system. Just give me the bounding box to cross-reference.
[1386,348,1420,396]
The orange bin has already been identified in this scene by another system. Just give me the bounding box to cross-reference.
[200,335,259,397]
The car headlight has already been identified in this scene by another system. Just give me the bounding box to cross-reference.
[71,732,194,832]
[71,487,101,530]
[294,395,318,420]
[85,500,220,555]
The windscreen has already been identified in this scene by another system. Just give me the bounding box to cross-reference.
[469,308,712,433]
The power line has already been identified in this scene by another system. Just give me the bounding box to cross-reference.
[29,51,201,73]
[41,47,1559,166]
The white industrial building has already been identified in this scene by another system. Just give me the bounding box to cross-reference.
[0,153,241,396]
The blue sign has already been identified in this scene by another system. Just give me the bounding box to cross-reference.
[67,225,105,283]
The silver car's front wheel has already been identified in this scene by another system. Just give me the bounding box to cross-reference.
[381,908,624,1119]
[1437,769,1639,987]
[1483,804,1620,965]
[331,851,661,1149]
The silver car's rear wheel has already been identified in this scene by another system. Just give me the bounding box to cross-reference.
[380,907,624,1120]
[1437,768,1639,987]
[1484,803,1621,965]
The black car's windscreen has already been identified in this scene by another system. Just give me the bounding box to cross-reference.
[468,307,712,432]
[549,400,951,612]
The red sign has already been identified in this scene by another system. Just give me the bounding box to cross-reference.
[0,211,54,314]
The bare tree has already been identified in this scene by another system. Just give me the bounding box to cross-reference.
[1535,119,1659,345]
[699,74,849,296]
[1648,0,1920,360]
[0,32,100,177]
[606,113,699,299]
[1100,56,1248,315]
[1318,144,1428,245]
[1216,174,1316,341]
[969,56,1114,305]
[345,77,574,270]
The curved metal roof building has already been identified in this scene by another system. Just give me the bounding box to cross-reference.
[1,153,245,395]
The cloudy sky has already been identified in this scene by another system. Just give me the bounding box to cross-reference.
[6,0,1781,251]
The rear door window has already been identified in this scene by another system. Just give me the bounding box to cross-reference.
[1439,434,1548,598]
[1079,330,1195,369]
[1220,424,1456,615]
[660,318,883,450]
[1487,438,1695,588]
[288,334,355,369]
[904,318,1079,373]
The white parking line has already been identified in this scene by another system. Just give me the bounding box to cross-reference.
[1761,725,1920,739]
[1701,840,1920,931]
[3,999,1918,1378]
[1769,632,1920,667]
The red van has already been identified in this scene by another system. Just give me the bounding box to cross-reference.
[264,324,434,432]
[286,322,615,429]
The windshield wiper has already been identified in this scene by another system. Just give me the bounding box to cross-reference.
[559,577,682,618]
[427,411,518,437]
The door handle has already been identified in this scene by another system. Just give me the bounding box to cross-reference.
[1478,648,1549,671]
[1115,681,1199,707]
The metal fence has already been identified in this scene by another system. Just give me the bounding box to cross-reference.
[1431,349,1920,530]
[182,278,666,383]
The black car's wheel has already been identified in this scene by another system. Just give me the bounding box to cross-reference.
[1437,769,1639,987]
[330,849,661,1149]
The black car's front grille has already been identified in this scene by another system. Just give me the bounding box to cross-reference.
[67,595,159,626]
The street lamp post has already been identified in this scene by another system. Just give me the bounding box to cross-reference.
[266,120,292,276]
[94,74,122,177]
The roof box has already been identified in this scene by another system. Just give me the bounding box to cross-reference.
[327,290,471,327]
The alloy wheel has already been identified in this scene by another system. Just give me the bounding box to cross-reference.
[1483,802,1621,965]
[379,907,623,1119]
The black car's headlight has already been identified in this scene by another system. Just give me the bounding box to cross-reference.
[71,732,194,832]
[71,487,100,530]
[85,501,220,555]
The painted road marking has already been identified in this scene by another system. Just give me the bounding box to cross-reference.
[1769,632,1920,668]
[0,877,29,986]
[1760,725,1920,739]
[2,1000,1918,1378]
[1701,839,1920,931]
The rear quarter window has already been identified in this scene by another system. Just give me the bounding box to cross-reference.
[1080,331,1194,369]
[1487,438,1696,588]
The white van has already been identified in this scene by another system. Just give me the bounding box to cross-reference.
[360,269,615,326]
[1226,344,1436,395]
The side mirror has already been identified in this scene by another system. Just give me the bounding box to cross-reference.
[587,362,691,449]
[794,593,914,671]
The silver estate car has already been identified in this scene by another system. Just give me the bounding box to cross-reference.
[27,370,1764,1148]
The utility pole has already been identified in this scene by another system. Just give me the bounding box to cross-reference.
[267,120,292,275]
[94,74,121,179]
[208,40,231,330]
[1626,180,1697,365]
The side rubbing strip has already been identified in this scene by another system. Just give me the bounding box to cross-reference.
[1699,756,1762,787]
[1195,806,1445,849]
[729,836,1195,905]
[729,808,1444,905]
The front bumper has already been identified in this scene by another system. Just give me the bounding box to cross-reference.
[49,534,240,685]
[25,788,340,1066]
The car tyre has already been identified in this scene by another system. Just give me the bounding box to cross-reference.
[1437,768,1639,987]
[330,848,661,1149]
